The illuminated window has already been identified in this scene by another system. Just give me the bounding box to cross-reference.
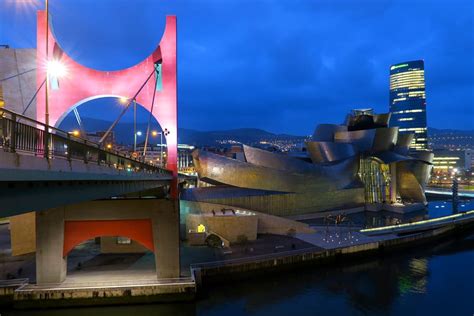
[117,237,131,244]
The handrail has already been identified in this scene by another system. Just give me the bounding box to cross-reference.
[0,108,172,175]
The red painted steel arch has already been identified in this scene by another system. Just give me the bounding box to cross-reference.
[63,219,154,256]
[36,10,178,197]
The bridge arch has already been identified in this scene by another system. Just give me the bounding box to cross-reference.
[36,10,178,197]
[63,219,154,256]
[54,94,131,129]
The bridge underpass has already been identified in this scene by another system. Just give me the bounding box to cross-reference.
[0,108,181,285]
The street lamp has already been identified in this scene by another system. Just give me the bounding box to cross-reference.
[119,96,129,105]
[134,130,142,152]
[44,0,50,127]
[149,129,169,167]
[47,60,67,78]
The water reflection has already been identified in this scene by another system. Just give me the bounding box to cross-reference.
[196,232,474,316]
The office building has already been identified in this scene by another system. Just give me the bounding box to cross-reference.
[389,60,428,151]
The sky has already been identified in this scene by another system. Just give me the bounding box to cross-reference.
[0,0,473,135]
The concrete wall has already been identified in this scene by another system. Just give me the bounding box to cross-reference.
[186,213,258,243]
[9,212,36,256]
[182,200,314,239]
[100,237,148,254]
[0,48,37,119]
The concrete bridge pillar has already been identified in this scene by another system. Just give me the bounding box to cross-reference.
[152,200,180,278]
[36,209,67,285]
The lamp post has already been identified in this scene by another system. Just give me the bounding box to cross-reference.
[150,130,168,167]
[45,0,49,127]
[133,99,137,152]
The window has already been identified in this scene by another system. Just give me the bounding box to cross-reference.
[117,237,131,245]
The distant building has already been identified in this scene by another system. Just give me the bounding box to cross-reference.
[432,149,473,172]
[86,131,115,146]
[430,149,473,186]
[389,60,428,151]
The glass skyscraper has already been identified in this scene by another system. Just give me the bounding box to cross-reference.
[389,60,428,151]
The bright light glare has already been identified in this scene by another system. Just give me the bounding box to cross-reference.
[71,130,80,137]
[136,131,143,136]
[119,97,129,104]
[47,60,67,78]
[151,130,158,137]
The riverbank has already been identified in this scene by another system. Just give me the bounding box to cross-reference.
[192,211,474,286]
[1,208,473,309]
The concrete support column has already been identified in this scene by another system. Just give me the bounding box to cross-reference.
[152,200,180,279]
[36,208,67,285]
[390,163,398,203]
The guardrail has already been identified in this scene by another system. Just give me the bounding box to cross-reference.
[0,108,171,176]
[360,209,474,235]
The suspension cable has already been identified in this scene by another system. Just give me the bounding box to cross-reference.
[0,68,36,82]
[99,64,158,144]
[22,77,46,116]
[143,64,159,158]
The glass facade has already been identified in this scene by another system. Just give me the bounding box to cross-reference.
[359,157,392,203]
[389,60,429,151]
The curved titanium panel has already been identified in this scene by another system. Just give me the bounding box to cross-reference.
[396,162,427,204]
[312,124,347,142]
[306,141,356,163]
[334,129,375,152]
[242,145,319,173]
[193,149,359,193]
[371,151,413,164]
[372,127,398,152]
[410,151,434,164]
[373,113,391,127]
[399,153,433,189]
[395,133,414,155]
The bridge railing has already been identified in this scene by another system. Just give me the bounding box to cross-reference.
[0,108,172,176]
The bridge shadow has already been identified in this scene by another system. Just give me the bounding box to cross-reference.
[65,239,157,284]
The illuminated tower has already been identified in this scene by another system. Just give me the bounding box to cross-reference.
[389,60,428,151]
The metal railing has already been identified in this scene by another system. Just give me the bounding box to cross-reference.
[0,108,171,176]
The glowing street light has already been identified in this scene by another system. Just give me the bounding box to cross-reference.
[70,130,80,137]
[136,131,143,137]
[151,130,158,137]
[106,144,112,149]
[119,96,129,105]
[47,60,67,78]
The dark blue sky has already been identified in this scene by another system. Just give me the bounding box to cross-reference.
[1,0,473,134]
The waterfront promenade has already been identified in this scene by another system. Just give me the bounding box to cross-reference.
[1,207,473,308]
